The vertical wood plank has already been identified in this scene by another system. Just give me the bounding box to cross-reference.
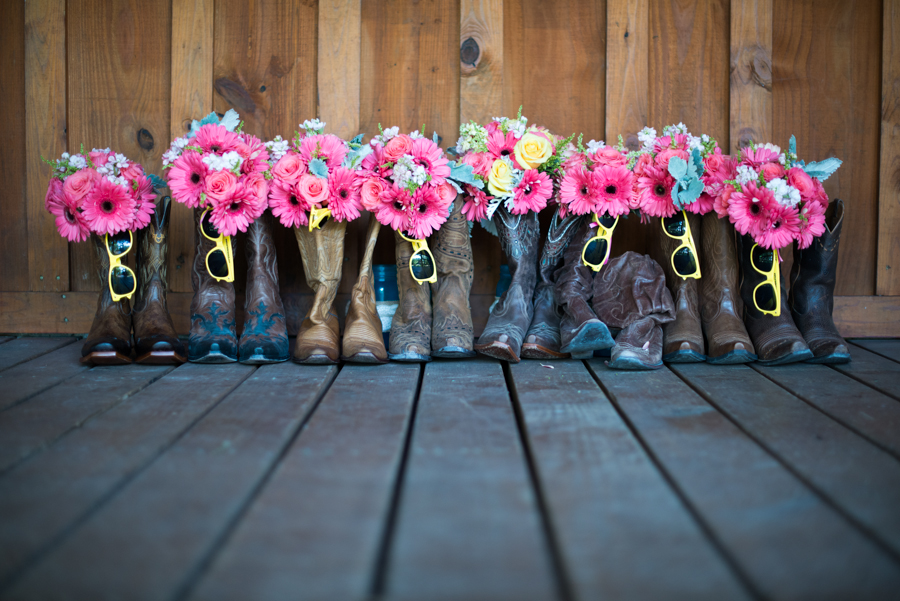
[878,0,900,295]
[729,0,772,153]
[0,0,29,291]
[169,0,214,293]
[67,0,172,291]
[24,0,68,292]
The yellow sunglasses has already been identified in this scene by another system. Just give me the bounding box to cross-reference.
[308,206,331,231]
[750,244,781,317]
[662,209,701,280]
[581,213,619,272]
[105,231,137,302]
[398,231,437,285]
[200,209,235,283]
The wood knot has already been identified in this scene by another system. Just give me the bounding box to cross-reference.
[215,78,257,114]
[137,128,154,151]
[460,37,480,67]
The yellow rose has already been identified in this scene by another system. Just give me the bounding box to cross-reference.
[488,158,514,196]
[514,131,553,170]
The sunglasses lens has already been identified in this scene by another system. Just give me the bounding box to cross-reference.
[107,231,132,256]
[755,283,778,312]
[672,246,698,277]
[583,237,608,267]
[663,213,687,237]
[597,214,617,229]
[207,249,230,278]
[410,251,435,281]
[110,266,135,295]
[751,245,775,272]
[202,216,220,239]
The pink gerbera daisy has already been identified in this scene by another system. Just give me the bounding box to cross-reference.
[300,134,348,169]
[237,134,270,175]
[511,170,553,215]
[796,200,827,249]
[727,182,775,238]
[486,130,521,167]
[410,138,451,184]
[740,145,781,169]
[375,184,412,232]
[268,179,311,228]
[591,165,633,217]
[45,178,66,213]
[327,167,363,222]
[636,164,677,218]
[82,178,136,235]
[168,151,207,208]
[194,123,239,155]
[559,168,600,216]
[208,183,260,236]
[130,175,157,230]
[53,195,91,242]
[461,185,490,222]
[652,133,690,154]
[758,203,801,250]
[408,186,448,239]
[684,192,714,216]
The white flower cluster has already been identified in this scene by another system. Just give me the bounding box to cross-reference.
[57,152,88,173]
[162,137,190,166]
[766,178,801,207]
[373,126,400,145]
[265,135,290,163]
[456,122,488,154]
[736,165,759,186]
[663,122,689,136]
[638,127,657,152]
[409,130,424,140]
[96,152,130,187]
[493,115,527,138]
[586,139,605,154]
[301,119,326,135]
[391,154,428,190]
[203,150,243,173]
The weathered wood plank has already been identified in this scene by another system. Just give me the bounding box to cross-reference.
[852,338,900,364]
[672,362,900,557]
[0,363,175,474]
[587,360,900,599]
[24,0,68,292]
[0,336,77,373]
[0,338,13,345]
[385,359,557,601]
[509,360,750,600]
[831,342,900,401]
[0,343,89,411]
[461,0,503,126]
[188,363,418,601]
[0,363,254,587]
[5,363,335,601]
[833,295,900,338]
[169,0,214,294]
[729,0,772,152]
[878,0,900,295]
[752,362,900,459]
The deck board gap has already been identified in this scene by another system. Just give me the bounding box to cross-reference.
[829,343,900,402]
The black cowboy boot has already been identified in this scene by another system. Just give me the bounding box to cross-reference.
[522,212,583,359]
[240,212,289,364]
[81,234,134,365]
[789,199,850,363]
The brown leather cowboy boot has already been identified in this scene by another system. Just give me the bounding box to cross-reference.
[81,234,134,365]
[737,233,813,365]
[789,199,850,363]
[555,219,614,358]
[698,213,756,364]
[522,212,583,359]
[189,208,238,363]
[475,206,542,362]
[293,219,345,364]
[389,230,432,362]
[651,214,705,362]
[430,197,475,358]
[342,214,388,363]
[240,212,289,364]
[132,196,185,364]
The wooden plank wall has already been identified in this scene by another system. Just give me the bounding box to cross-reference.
[1,0,897,336]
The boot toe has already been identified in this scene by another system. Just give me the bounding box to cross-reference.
[240,339,290,364]
[758,340,813,366]
[560,320,614,355]
[806,342,851,364]
[706,342,758,365]
[663,341,706,363]
[474,338,521,363]
[608,348,663,371]
[189,340,238,363]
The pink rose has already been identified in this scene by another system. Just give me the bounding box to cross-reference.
[593,146,628,167]
[243,172,269,206]
[704,151,725,174]
[63,168,99,202]
[45,178,66,212]
[761,162,786,182]
[360,177,386,211]
[435,181,457,207]
[271,151,306,184]
[655,148,690,171]
[298,174,329,207]
[120,162,144,182]
[633,153,653,178]
[787,166,815,200]
[383,134,412,164]
[88,151,110,167]
[205,170,238,202]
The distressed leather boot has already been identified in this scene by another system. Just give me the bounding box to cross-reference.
[240,213,289,364]
[431,197,475,358]
[651,214,705,362]
[133,196,185,364]
[294,219,345,364]
[737,233,813,365]
[189,208,238,363]
[789,199,850,363]
[699,214,756,364]
[343,214,388,363]
[389,230,432,362]
[475,207,541,363]
[522,212,583,360]
[555,219,614,357]
[81,234,134,364]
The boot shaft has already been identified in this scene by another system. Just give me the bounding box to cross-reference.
[294,219,346,326]
[537,212,583,286]
[245,212,283,304]
[789,199,844,315]
[91,232,131,316]
[135,196,171,314]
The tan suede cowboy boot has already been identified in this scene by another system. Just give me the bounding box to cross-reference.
[430,197,475,358]
[342,214,388,363]
[81,233,134,365]
[389,230,432,362]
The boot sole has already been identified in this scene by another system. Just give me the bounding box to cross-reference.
[81,351,132,365]
[560,322,615,355]
[607,357,664,371]
[136,350,186,365]
[240,355,290,365]
[757,349,815,366]
[293,354,339,365]
[342,352,389,364]
[706,350,757,365]
[805,353,851,365]
[432,346,477,359]
[189,352,238,364]
[388,351,432,363]
[475,341,520,363]
[521,344,570,360]
[663,350,706,363]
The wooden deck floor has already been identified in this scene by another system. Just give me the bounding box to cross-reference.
[1,336,900,600]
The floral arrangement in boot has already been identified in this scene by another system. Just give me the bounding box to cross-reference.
[454,110,570,223]
[163,109,269,237]
[265,119,368,231]
[44,147,164,242]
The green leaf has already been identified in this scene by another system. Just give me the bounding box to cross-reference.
[219,109,240,132]
[789,135,797,156]
[148,173,167,191]
[449,161,484,189]
[309,158,329,179]
[803,157,842,182]
[668,156,688,180]
[187,112,220,138]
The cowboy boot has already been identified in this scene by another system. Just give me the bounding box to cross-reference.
[240,213,289,364]
[651,214,705,362]
[132,196,186,364]
[343,214,388,363]
[81,234,134,364]
[189,208,238,363]
[431,197,476,358]
[522,212,583,359]
[554,219,615,358]
[389,230,432,362]
[737,233,813,365]
[698,214,756,364]
[475,207,542,363]
[789,199,850,363]
[293,219,345,364]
